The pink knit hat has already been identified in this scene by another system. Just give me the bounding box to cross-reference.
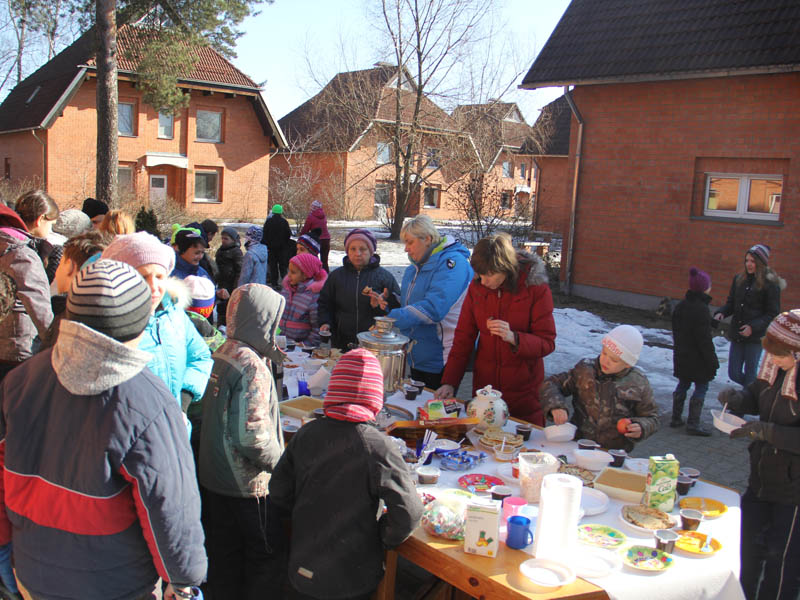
[344,228,377,255]
[102,231,175,273]
[323,349,385,422]
[290,253,323,280]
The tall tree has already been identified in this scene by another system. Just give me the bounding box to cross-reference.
[94,0,117,204]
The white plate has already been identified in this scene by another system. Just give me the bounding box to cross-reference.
[519,558,576,587]
[580,488,610,516]
[572,548,622,578]
[624,458,649,475]
[618,506,677,535]
[432,439,461,454]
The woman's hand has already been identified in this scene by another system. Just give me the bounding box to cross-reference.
[739,324,752,338]
[624,422,642,439]
[216,288,230,300]
[320,324,330,334]
[551,408,568,425]
[713,313,724,322]
[368,288,388,310]
[486,318,515,344]
[435,384,455,399]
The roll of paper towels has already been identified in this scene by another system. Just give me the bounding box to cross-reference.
[532,473,583,563]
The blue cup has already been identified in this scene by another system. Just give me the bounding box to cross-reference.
[506,515,534,549]
[297,380,310,396]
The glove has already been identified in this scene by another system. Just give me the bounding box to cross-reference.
[718,387,743,413]
[730,421,773,442]
[0,543,20,596]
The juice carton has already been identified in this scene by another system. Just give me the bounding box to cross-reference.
[463,498,501,558]
[644,454,680,512]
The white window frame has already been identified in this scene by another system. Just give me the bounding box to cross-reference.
[118,102,135,136]
[502,160,513,178]
[194,170,220,203]
[376,142,391,165]
[703,172,782,221]
[158,111,174,139]
[374,182,391,206]
[196,109,222,143]
[423,186,440,208]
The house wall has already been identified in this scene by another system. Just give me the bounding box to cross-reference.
[0,130,46,194]
[23,79,273,220]
[562,72,800,308]
[534,155,569,237]
[269,150,347,217]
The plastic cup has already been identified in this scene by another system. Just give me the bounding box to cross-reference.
[490,485,513,501]
[511,458,520,479]
[609,449,627,467]
[577,439,600,450]
[654,529,679,553]
[506,515,534,549]
[680,468,701,487]
[282,424,298,442]
[502,496,527,522]
[676,476,693,495]
[516,424,532,441]
[404,384,419,400]
[680,509,703,531]
[313,408,326,419]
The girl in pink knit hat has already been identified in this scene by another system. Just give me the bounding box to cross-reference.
[280,253,328,346]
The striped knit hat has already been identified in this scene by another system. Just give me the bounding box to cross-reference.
[297,232,321,255]
[748,243,770,265]
[184,275,215,319]
[66,259,152,342]
[764,310,800,355]
[323,348,385,422]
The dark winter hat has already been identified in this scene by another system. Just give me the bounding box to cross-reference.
[185,221,209,244]
[344,228,377,255]
[763,310,800,356]
[221,227,241,246]
[323,349,385,423]
[81,197,109,219]
[297,228,321,255]
[748,244,770,265]
[174,227,208,253]
[688,267,711,293]
[66,259,152,342]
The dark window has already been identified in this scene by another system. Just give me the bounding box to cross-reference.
[375,182,391,205]
[500,191,511,209]
[423,187,440,208]
[4,158,9,180]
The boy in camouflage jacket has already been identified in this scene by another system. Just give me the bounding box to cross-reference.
[540,325,660,452]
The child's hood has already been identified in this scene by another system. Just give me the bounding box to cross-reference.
[226,283,285,361]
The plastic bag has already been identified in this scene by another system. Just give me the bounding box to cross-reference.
[421,489,473,540]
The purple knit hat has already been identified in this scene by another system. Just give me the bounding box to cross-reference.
[688,267,711,293]
[101,231,175,273]
[344,228,377,255]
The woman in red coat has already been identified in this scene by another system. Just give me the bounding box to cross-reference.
[435,234,556,425]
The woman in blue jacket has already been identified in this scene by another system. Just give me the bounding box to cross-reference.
[375,215,472,389]
[102,232,213,431]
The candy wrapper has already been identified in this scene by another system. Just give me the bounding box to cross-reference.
[421,490,473,540]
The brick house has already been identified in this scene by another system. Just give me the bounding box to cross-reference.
[521,0,800,309]
[0,25,286,218]
[272,64,476,220]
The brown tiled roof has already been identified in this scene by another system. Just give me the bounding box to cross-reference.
[0,24,261,134]
[522,0,800,89]
[452,102,533,165]
[279,65,456,152]
[523,95,571,156]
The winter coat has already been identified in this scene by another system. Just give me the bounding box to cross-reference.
[0,206,53,363]
[199,284,285,499]
[138,289,213,407]
[261,213,292,251]
[269,417,422,599]
[299,207,330,240]
[318,255,400,350]
[0,320,206,598]
[726,369,800,505]
[387,235,472,374]
[539,358,660,452]
[280,272,327,346]
[715,271,782,343]
[441,253,556,425]
[216,243,243,294]
[172,252,213,283]
[238,243,269,287]
[672,290,719,383]
[186,311,226,353]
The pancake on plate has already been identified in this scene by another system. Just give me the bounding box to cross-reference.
[621,505,673,530]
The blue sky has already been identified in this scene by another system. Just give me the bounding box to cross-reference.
[231,0,571,123]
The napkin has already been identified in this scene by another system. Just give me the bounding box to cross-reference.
[308,366,330,391]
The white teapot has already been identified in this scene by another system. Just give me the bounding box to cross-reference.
[466,385,509,430]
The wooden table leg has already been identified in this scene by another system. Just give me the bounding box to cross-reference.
[373,550,398,600]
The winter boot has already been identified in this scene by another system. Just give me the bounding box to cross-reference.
[670,391,686,428]
[686,395,711,436]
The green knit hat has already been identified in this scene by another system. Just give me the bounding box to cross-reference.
[272,204,283,215]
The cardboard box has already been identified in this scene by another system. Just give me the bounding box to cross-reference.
[594,467,646,503]
[463,498,501,558]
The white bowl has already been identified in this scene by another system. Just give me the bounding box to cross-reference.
[711,410,746,434]
[302,358,326,371]
[544,423,577,442]
[573,449,613,472]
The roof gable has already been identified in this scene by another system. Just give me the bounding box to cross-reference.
[452,101,532,165]
[522,0,800,88]
[524,95,571,156]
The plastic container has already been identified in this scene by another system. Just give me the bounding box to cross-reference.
[518,452,560,503]
[711,409,746,434]
[574,449,613,472]
[593,467,646,503]
[417,466,441,484]
[544,423,577,442]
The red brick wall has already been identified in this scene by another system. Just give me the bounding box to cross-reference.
[563,72,800,308]
[534,155,569,236]
[4,78,274,220]
[0,130,46,192]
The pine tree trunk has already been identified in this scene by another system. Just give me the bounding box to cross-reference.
[95,0,118,205]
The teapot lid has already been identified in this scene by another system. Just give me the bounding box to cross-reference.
[477,384,501,397]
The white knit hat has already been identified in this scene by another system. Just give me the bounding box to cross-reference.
[602,325,643,367]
